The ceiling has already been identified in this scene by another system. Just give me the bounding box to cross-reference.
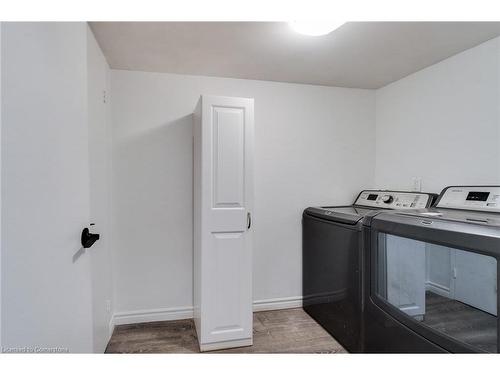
[89,22,500,89]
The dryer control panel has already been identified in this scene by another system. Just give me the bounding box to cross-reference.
[436,186,500,213]
[354,190,434,209]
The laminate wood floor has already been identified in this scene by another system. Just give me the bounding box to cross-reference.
[423,291,497,353]
[105,308,347,353]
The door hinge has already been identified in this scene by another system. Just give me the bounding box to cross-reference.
[103,90,107,104]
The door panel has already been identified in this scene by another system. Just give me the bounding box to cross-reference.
[206,232,252,341]
[203,96,252,235]
[212,106,245,208]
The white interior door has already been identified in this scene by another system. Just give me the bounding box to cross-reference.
[1,22,93,352]
[200,96,254,346]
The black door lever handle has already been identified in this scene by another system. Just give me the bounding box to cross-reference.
[81,227,100,248]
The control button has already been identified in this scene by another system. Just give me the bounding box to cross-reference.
[381,194,394,204]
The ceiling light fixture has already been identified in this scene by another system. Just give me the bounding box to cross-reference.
[289,21,345,36]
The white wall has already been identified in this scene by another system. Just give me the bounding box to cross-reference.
[87,26,114,352]
[1,23,93,352]
[0,22,3,347]
[110,70,375,317]
[375,37,500,193]
[376,37,500,314]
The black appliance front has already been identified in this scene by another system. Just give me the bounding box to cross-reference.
[302,212,363,352]
[363,213,500,353]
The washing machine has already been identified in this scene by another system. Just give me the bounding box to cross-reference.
[363,186,500,353]
[302,190,436,352]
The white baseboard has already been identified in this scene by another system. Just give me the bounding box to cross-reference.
[113,306,194,326]
[426,281,451,298]
[111,296,303,326]
[108,316,115,340]
[252,296,303,312]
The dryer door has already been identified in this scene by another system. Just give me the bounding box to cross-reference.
[369,214,500,353]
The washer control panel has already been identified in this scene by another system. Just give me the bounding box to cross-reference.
[436,186,500,213]
[354,190,433,209]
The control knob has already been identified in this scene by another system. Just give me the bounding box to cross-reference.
[381,194,394,204]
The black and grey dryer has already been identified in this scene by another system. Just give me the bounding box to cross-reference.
[302,190,436,352]
[363,186,500,353]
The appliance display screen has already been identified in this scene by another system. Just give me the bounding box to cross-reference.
[367,194,378,201]
[466,191,490,201]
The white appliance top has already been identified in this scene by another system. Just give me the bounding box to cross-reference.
[354,190,434,209]
[436,186,500,213]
